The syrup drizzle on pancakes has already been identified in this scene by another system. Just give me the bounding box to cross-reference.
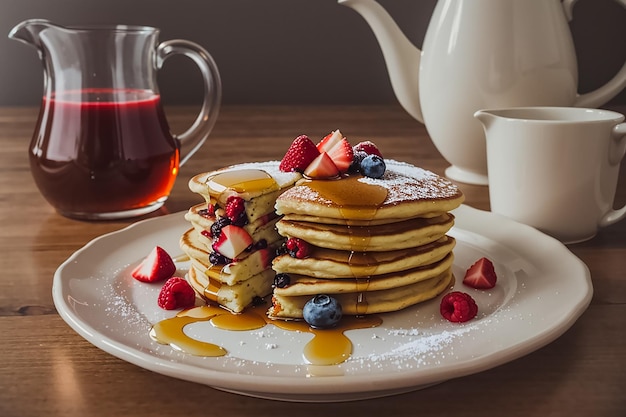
[300,176,388,315]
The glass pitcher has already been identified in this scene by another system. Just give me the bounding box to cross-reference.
[9,19,221,220]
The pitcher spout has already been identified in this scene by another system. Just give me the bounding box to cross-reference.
[8,19,60,50]
[339,0,423,122]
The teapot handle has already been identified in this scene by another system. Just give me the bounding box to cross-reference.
[156,40,222,166]
[562,0,626,108]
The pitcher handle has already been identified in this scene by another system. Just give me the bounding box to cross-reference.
[157,39,222,166]
[600,122,626,227]
[562,0,626,108]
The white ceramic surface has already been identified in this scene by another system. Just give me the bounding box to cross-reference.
[476,107,626,244]
[53,205,592,402]
[339,0,626,185]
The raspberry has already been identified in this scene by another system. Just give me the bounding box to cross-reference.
[353,140,383,158]
[349,150,368,173]
[225,196,247,225]
[157,277,196,310]
[440,291,478,323]
[285,237,311,259]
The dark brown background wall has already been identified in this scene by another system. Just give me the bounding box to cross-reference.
[1,0,625,107]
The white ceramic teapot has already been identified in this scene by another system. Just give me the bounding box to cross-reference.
[339,0,626,184]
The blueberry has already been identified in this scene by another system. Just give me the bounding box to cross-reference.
[254,239,268,250]
[302,294,343,328]
[273,273,290,288]
[209,250,231,265]
[210,217,231,238]
[252,296,266,306]
[360,154,386,179]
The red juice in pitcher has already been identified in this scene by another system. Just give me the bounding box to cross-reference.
[30,88,180,218]
[11,21,221,219]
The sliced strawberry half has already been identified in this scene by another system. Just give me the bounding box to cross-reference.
[353,140,383,158]
[279,135,320,172]
[303,152,340,178]
[463,257,497,289]
[316,129,343,153]
[257,247,274,268]
[326,137,354,173]
[212,224,253,259]
[131,246,176,283]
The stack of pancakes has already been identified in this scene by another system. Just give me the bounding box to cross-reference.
[179,162,300,313]
[268,160,464,319]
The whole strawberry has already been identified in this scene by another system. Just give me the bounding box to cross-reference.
[440,291,478,323]
[158,277,196,310]
[279,135,320,172]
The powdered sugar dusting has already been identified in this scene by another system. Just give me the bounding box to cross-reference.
[284,182,333,205]
[365,327,473,363]
[358,160,461,204]
[220,161,301,187]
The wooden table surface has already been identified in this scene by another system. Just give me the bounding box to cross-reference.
[1,105,625,417]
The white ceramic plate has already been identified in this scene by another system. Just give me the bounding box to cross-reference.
[53,205,592,402]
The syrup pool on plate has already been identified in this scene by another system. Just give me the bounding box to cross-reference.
[150,305,381,366]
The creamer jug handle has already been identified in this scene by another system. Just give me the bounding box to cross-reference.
[156,40,222,166]
[600,122,626,227]
[562,0,626,108]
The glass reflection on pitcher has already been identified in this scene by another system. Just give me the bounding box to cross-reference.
[9,19,221,220]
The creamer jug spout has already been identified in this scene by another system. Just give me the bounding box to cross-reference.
[473,110,498,130]
[338,0,423,122]
[8,19,61,51]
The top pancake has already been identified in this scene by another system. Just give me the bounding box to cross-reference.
[188,161,301,224]
[189,161,301,200]
[275,160,464,223]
